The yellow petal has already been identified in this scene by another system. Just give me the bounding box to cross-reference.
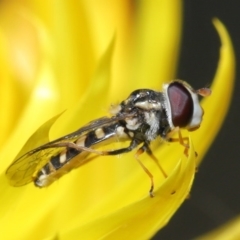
[191,18,235,164]
[41,1,96,107]
[0,6,43,146]
[0,29,17,146]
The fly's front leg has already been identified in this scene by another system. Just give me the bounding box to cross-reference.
[167,127,194,156]
[103,139,157,197]
[106,141,167,197]
[135,145,155,198]
[144,144,168,178]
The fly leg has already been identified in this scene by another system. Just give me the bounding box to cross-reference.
[102,139,139,155]
[104,140,156,198]
[143,143,168,178]
[102,140,155,197]
[134,145,155,198]
[166,127,192,156]
[47,138,140,157]
[104,140,167,197]
[135,143,168,198]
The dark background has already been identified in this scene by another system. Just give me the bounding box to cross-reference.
[154,1,240,239]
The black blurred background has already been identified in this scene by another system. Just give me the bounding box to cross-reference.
[154,1,240,239]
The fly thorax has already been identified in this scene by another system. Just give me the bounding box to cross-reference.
[143,111,160,141]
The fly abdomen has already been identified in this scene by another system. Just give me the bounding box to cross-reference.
[34,147,81,187]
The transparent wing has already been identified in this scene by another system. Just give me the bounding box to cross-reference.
[6,116,126,187]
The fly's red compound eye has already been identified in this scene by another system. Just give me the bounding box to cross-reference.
[167,82,193,127]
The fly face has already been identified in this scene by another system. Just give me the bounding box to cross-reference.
[6,80,211,197]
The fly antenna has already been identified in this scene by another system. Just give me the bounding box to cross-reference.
[196,87,212,97]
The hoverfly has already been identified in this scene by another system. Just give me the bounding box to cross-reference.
[6,80,211,197]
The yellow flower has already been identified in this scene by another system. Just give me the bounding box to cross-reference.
[0,1,235,240]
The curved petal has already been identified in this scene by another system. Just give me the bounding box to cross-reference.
[191,19,235,164]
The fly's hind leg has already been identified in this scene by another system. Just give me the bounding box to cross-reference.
[102,139,139,156]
